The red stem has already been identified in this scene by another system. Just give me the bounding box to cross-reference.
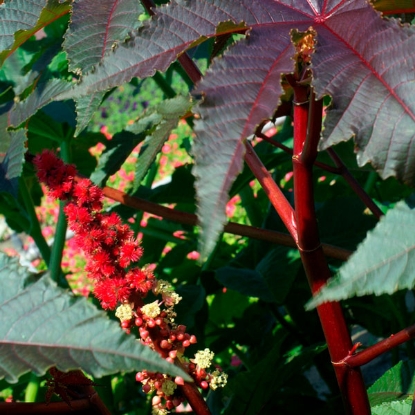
[101,183,351,260]
[291,86,370,415]
[340,323,415,368]
[256,131,341,174]
[243,141,298,242]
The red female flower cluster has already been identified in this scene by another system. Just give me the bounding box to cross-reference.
[33,150,153,309]
[33,150,228,413]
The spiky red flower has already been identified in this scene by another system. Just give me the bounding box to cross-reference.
[33,150,150,310]
[93,278,131,310]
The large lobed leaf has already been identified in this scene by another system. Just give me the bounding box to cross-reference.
[52,0,415,257]
[0,253,190,383]
[0,0,70,67]
[307,202,415,308]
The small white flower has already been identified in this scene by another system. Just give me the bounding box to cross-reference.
[193,348,214,369]
[115,303,133,321]
[141,301,161,318]
[210,370,228,390]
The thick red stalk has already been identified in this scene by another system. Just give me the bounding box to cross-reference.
[291,87,370,414]
[244,141,298,242]
[256,131,341,174]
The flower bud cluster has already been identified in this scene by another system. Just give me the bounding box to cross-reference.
[33,150,227,413]
[135,370,185,413]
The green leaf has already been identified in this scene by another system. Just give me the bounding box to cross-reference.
[175,285,205,329]
[0,253,190,383]
[209,289,250,328]
[371,400,412,415]
[215,267,276,303]
[256,247,300,304]
[74,91,106,136]
[90,130,147,187]
[307,202,415,309]
[0,0,71,67]
[127,95,193,192]
[9,78,72,127]
[224,342,325,415]
[372,0,415,14]
[0,129,26,196]
[368,360,415,406]
[63,0,143,73]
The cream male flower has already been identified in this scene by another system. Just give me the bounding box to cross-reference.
[141,301,161,318]
[193,348,215,369]
[210,370,228,390]
[115,303,133,321]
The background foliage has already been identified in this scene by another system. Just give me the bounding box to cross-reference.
[1,1,415,414]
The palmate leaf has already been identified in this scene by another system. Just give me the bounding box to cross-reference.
[307,202,415,309]
[0,253,190,383]
[63,0,144,133]
[56,0,415,258]
[0,0,71,67]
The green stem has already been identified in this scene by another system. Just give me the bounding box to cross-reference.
[363,171,378,194]
[24,373,40,403]
[48,142,71,288]
[48,201,69,288]
[19,177,51,265]
[152,72,177,98]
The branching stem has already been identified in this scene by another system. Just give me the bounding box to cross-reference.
[339,323,415,368]
[256,131,341,174]
[290,85,370,415]
[101,182,351,260]
[244,140,298,241]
